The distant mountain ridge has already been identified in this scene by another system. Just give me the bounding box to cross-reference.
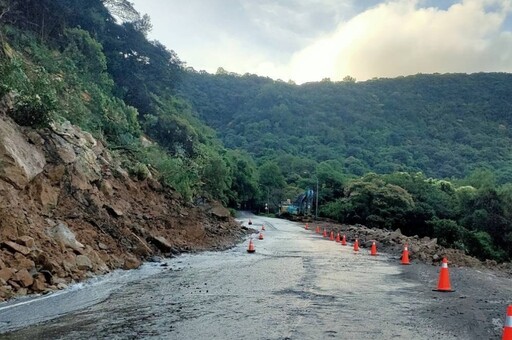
[179,71,512,182]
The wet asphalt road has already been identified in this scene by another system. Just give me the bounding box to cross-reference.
[0,216,466,339]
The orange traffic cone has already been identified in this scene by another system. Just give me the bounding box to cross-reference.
[370,241,378,256]
[401,244,410,265]
[329,231,335,241]
[341,235,347,246]
[323,229,328,238]
[258,232,264,240]
[262,224,265,231]
[247,239,255,253]
[335,233,341,243]
[353,239,359,252]
[248,218,252,225]
[315,226,320,234]
[503,305,512,340]
[433,257,454,292]
[305,223,309,230]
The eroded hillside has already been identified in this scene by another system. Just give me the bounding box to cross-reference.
[0,96,246,300]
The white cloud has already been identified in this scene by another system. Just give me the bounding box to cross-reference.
[131,0,512,82]
[288,0,512,82]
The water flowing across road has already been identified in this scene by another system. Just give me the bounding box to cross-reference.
[0,216,464,339]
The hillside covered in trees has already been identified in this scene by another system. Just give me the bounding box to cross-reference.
[179,71,512,182]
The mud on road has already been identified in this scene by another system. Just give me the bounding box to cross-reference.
[0,215,511,339]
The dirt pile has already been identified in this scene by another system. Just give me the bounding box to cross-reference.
[313,221,512,274]
[0,110,247,301]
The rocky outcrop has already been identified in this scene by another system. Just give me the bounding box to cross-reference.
[0,112,246,301]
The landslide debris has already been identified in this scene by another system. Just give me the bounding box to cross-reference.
[313,222,512,275]
[0,112,246,301]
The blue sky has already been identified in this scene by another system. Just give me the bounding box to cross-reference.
[131,0,512,83]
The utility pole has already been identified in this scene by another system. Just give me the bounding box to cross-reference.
[315,177,319,219]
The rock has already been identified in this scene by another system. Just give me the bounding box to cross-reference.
[0,116,46,189]
[16,288,28,296]
[16,236,35,249]
[31,274,47,292]
[0,258,6,269]
[46,222,84,251]
[56,282,68,290]
[432,254,440,261]
[99,180,114,197]
[14,269,34,287]
[0,268,15,282]
[123,256,141,270]
[76,255,93,270]
[98,242,109,251]
[105,204,124,217]
[52,134,77,164]
[12,253,36,271]
[2,241,31,255]
[150,236,173,252]
[148,256,162,263]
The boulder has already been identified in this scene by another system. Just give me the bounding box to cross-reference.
[150,236,173,252]
[0,117,46,189]
[75,255,93,270]
[31,274,47,292]
[123,256,141,270]
[46,222,84,251]
[0,268,15,282]
[14,269,34,287]
[2,241,31,255]
[16,236,35,249]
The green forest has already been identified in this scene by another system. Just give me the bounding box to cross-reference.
[1,0,512,262]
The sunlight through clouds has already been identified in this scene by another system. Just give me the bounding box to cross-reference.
[289,0,512,82]
[131,0,512,83]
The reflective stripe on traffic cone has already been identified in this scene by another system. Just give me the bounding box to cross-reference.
[341,235,347,246]
[247,239,255,253]
[370,241,378,256]
[503,305,512,340]
[353,239,359,252]
[434,257,454,292]
[401,244,410,265]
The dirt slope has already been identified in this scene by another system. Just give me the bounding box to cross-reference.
[0,104,247,301]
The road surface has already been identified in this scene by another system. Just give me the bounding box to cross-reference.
[0,215,508,339]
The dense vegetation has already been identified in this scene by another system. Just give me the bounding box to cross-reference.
[179,70,512,182]
[1,0,512,262]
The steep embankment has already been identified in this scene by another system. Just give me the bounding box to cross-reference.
[0,96,247,301]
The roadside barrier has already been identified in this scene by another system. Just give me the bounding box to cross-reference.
[370,241,378,256]
[401,245,410,265]
[341,235,347,246]
[247,239,255,253]
[433,257,454,292]
[503,305,512,340]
